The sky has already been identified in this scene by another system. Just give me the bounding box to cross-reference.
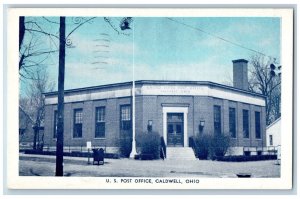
[20,17,281,93]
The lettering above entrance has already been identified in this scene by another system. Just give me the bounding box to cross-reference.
[140,84,265,106]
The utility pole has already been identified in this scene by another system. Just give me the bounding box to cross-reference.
[19,16,25,51]
[56,16,66,176]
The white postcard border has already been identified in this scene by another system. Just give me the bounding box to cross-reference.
[6,7,294,189]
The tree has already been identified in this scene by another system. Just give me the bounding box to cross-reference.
[19,16,132,79]
[19,67,55,150]
[248,54,281,125]
[19,17,59,79]
[19,16,96,175]
[19,16,133,176]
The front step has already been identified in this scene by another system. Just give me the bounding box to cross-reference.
[166,147,197,160]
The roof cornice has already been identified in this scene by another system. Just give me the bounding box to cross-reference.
[44,80,266,98]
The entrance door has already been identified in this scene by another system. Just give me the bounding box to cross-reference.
[167,113,184,147]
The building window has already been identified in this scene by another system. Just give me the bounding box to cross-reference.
[95,107,105,138]
[214,105,221,136]
[73,109,83,138]
[53,110,58,138]
[229,107,236,138]
[269,135,273,146]
[120,105,131,131]
[255,111,261,139]
[243,109,249,138]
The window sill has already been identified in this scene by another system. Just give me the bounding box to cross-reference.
[94,137,106,140]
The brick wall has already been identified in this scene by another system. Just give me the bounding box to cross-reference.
[44,97,132,150]
[44,94,266,150]
[193,96,214,137]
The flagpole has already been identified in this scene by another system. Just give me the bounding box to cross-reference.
[130,20,137,158]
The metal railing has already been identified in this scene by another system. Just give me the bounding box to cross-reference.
[160,137,166,160]
[243,146,279,156]
[189,136,197,158]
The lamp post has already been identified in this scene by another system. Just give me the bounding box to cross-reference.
[115,17,136,158]
[147,120,153,132]
[199,120,205,134]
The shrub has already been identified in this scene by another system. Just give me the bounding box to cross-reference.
[194,133,231,160]
[211,134,231,157]
[119,135,132,158]
[194,134,213,160]
[136,131,161,160]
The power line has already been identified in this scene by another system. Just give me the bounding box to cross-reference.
[166,17,276,60]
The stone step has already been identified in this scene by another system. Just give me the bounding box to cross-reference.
[166,147,196,160]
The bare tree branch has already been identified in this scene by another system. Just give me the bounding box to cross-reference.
[26,28,60,39]
[249,54,281,125]
[24,50,59,57]
[42,17,60,24]
[20,67,55,149]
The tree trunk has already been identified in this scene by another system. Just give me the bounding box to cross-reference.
[56,16,65,177]
[33,126,37,150]
[19,16,25,51]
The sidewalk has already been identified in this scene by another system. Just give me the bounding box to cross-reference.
[19,153,280,178]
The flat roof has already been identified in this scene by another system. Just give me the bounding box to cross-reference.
[266,117,281,129]
[44,80,266,99]
[232,59,249,63]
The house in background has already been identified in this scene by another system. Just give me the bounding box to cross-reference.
[19,106,35,149]
[43,59,267,158]
[266,117,281,147]
[19,106,45,150]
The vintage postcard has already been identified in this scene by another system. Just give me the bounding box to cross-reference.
[5,7,293,189]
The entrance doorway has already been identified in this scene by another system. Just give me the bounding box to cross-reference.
[167,113,184,147]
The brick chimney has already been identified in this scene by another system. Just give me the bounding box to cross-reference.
[232,59,249,90]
